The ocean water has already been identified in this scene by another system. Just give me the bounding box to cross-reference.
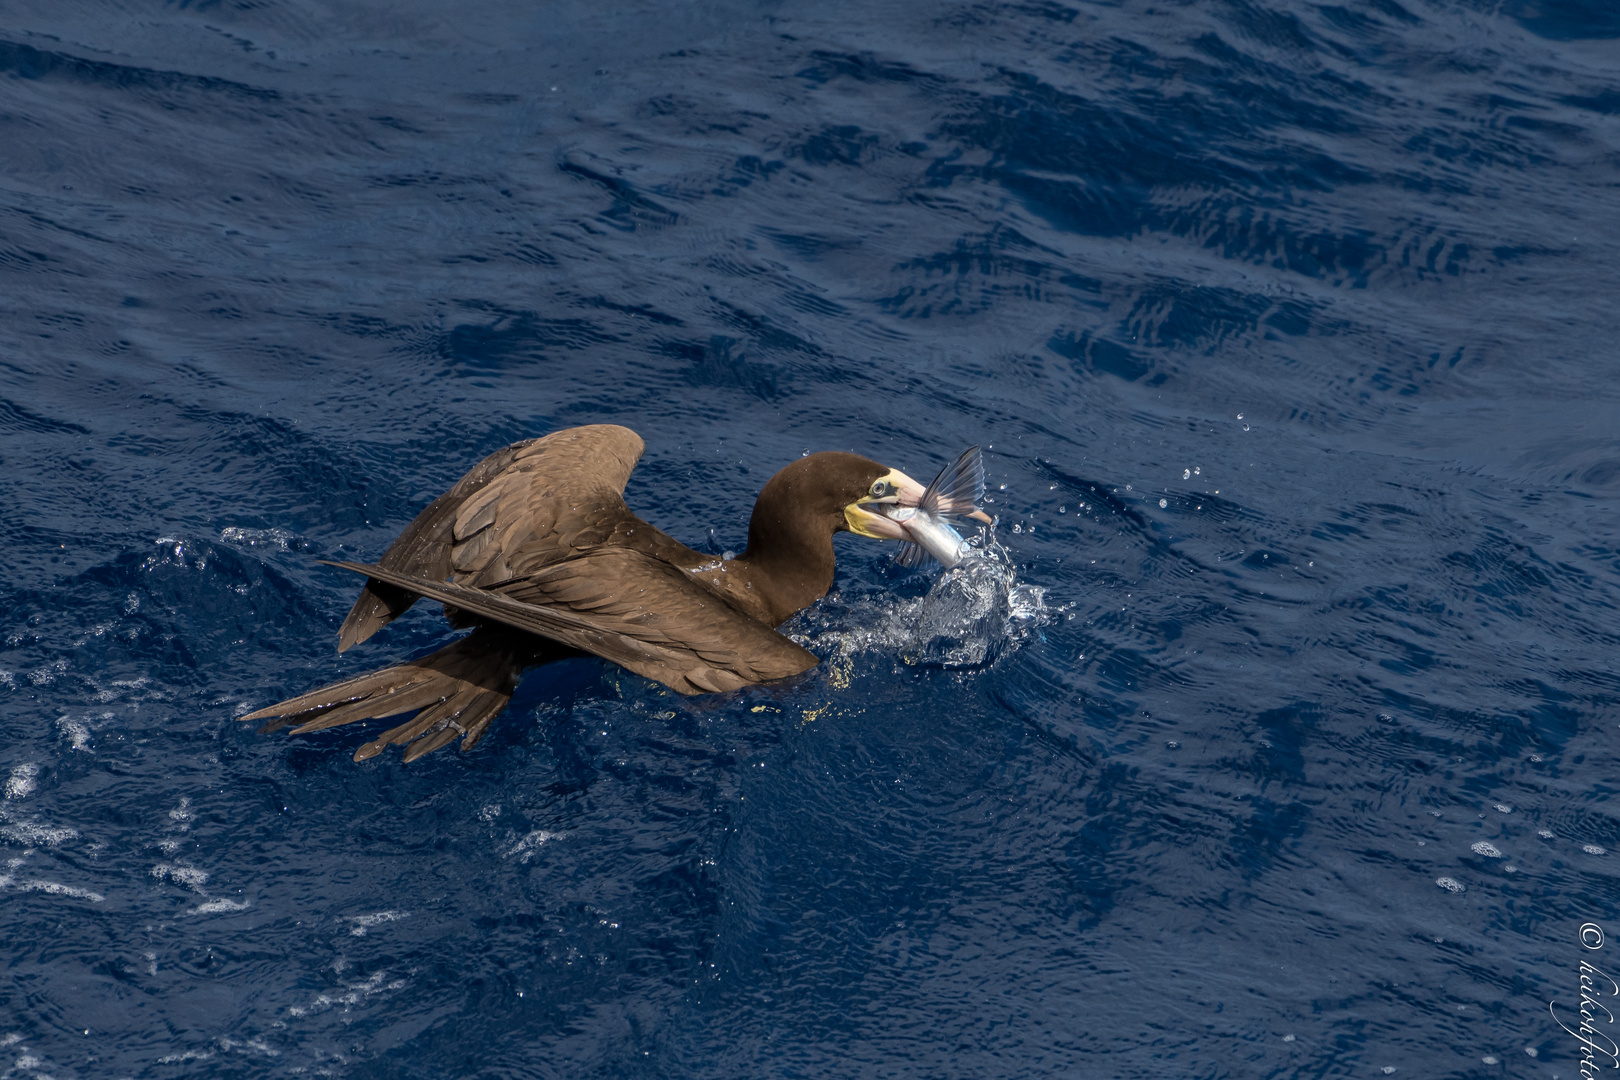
[2,0,1618,1076]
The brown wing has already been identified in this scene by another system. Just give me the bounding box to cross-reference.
[324,555,819,695]
[338,424,647,651]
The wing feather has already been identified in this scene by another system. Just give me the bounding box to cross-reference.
[337,425,645,650]
[322,554,818,695]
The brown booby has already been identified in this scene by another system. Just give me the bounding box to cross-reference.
[243,424,986,763]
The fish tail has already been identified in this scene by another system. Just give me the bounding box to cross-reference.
[242,627,550,762]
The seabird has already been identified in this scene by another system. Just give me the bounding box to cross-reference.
[242,424,987,762]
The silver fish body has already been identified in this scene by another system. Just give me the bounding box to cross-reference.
[883,445,990,569]
[884,506,972,569]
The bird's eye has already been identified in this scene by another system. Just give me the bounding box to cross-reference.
[871,480,889,497]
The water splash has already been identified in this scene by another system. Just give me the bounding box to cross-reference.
[218,526,306,551]
[794,541,1048,671]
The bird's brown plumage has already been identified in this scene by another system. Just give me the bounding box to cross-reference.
[242,425,899,761]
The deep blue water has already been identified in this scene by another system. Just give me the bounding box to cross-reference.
[3,1,1620,1076]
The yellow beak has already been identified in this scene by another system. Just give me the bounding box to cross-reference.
[844,500,910,539]
[843,468,922,539]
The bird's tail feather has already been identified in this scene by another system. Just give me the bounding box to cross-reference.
[241,628,539,763]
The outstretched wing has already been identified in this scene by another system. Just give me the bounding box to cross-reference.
[325,553,820,695]
[338,425,647,651]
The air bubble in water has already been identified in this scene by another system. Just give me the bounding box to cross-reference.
[1584,844,1607,856]
[1158,498,1167,508]
[1182,469,1190,479]
[1435,877,1465,893]
[1470,841,1502,858]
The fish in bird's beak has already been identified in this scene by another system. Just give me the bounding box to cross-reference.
[883,445,996,569]
[843,461,993,541]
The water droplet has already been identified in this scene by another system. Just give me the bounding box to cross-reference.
[1435,876,1465,893]
[1182,468,1191,479]
[1158,498,1168,508]
[1525,1047,1538,1057]
[1242,424,1250,431]
[1166,740,1180,749]
[1470,841,1502,858]
[1058,505,1066,513]
[1482,1056,1498,1065]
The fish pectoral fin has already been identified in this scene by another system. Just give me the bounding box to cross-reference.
[918,445,986,518]
[894,541,930,568]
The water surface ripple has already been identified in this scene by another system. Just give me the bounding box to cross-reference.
[2,0,1617,1076]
